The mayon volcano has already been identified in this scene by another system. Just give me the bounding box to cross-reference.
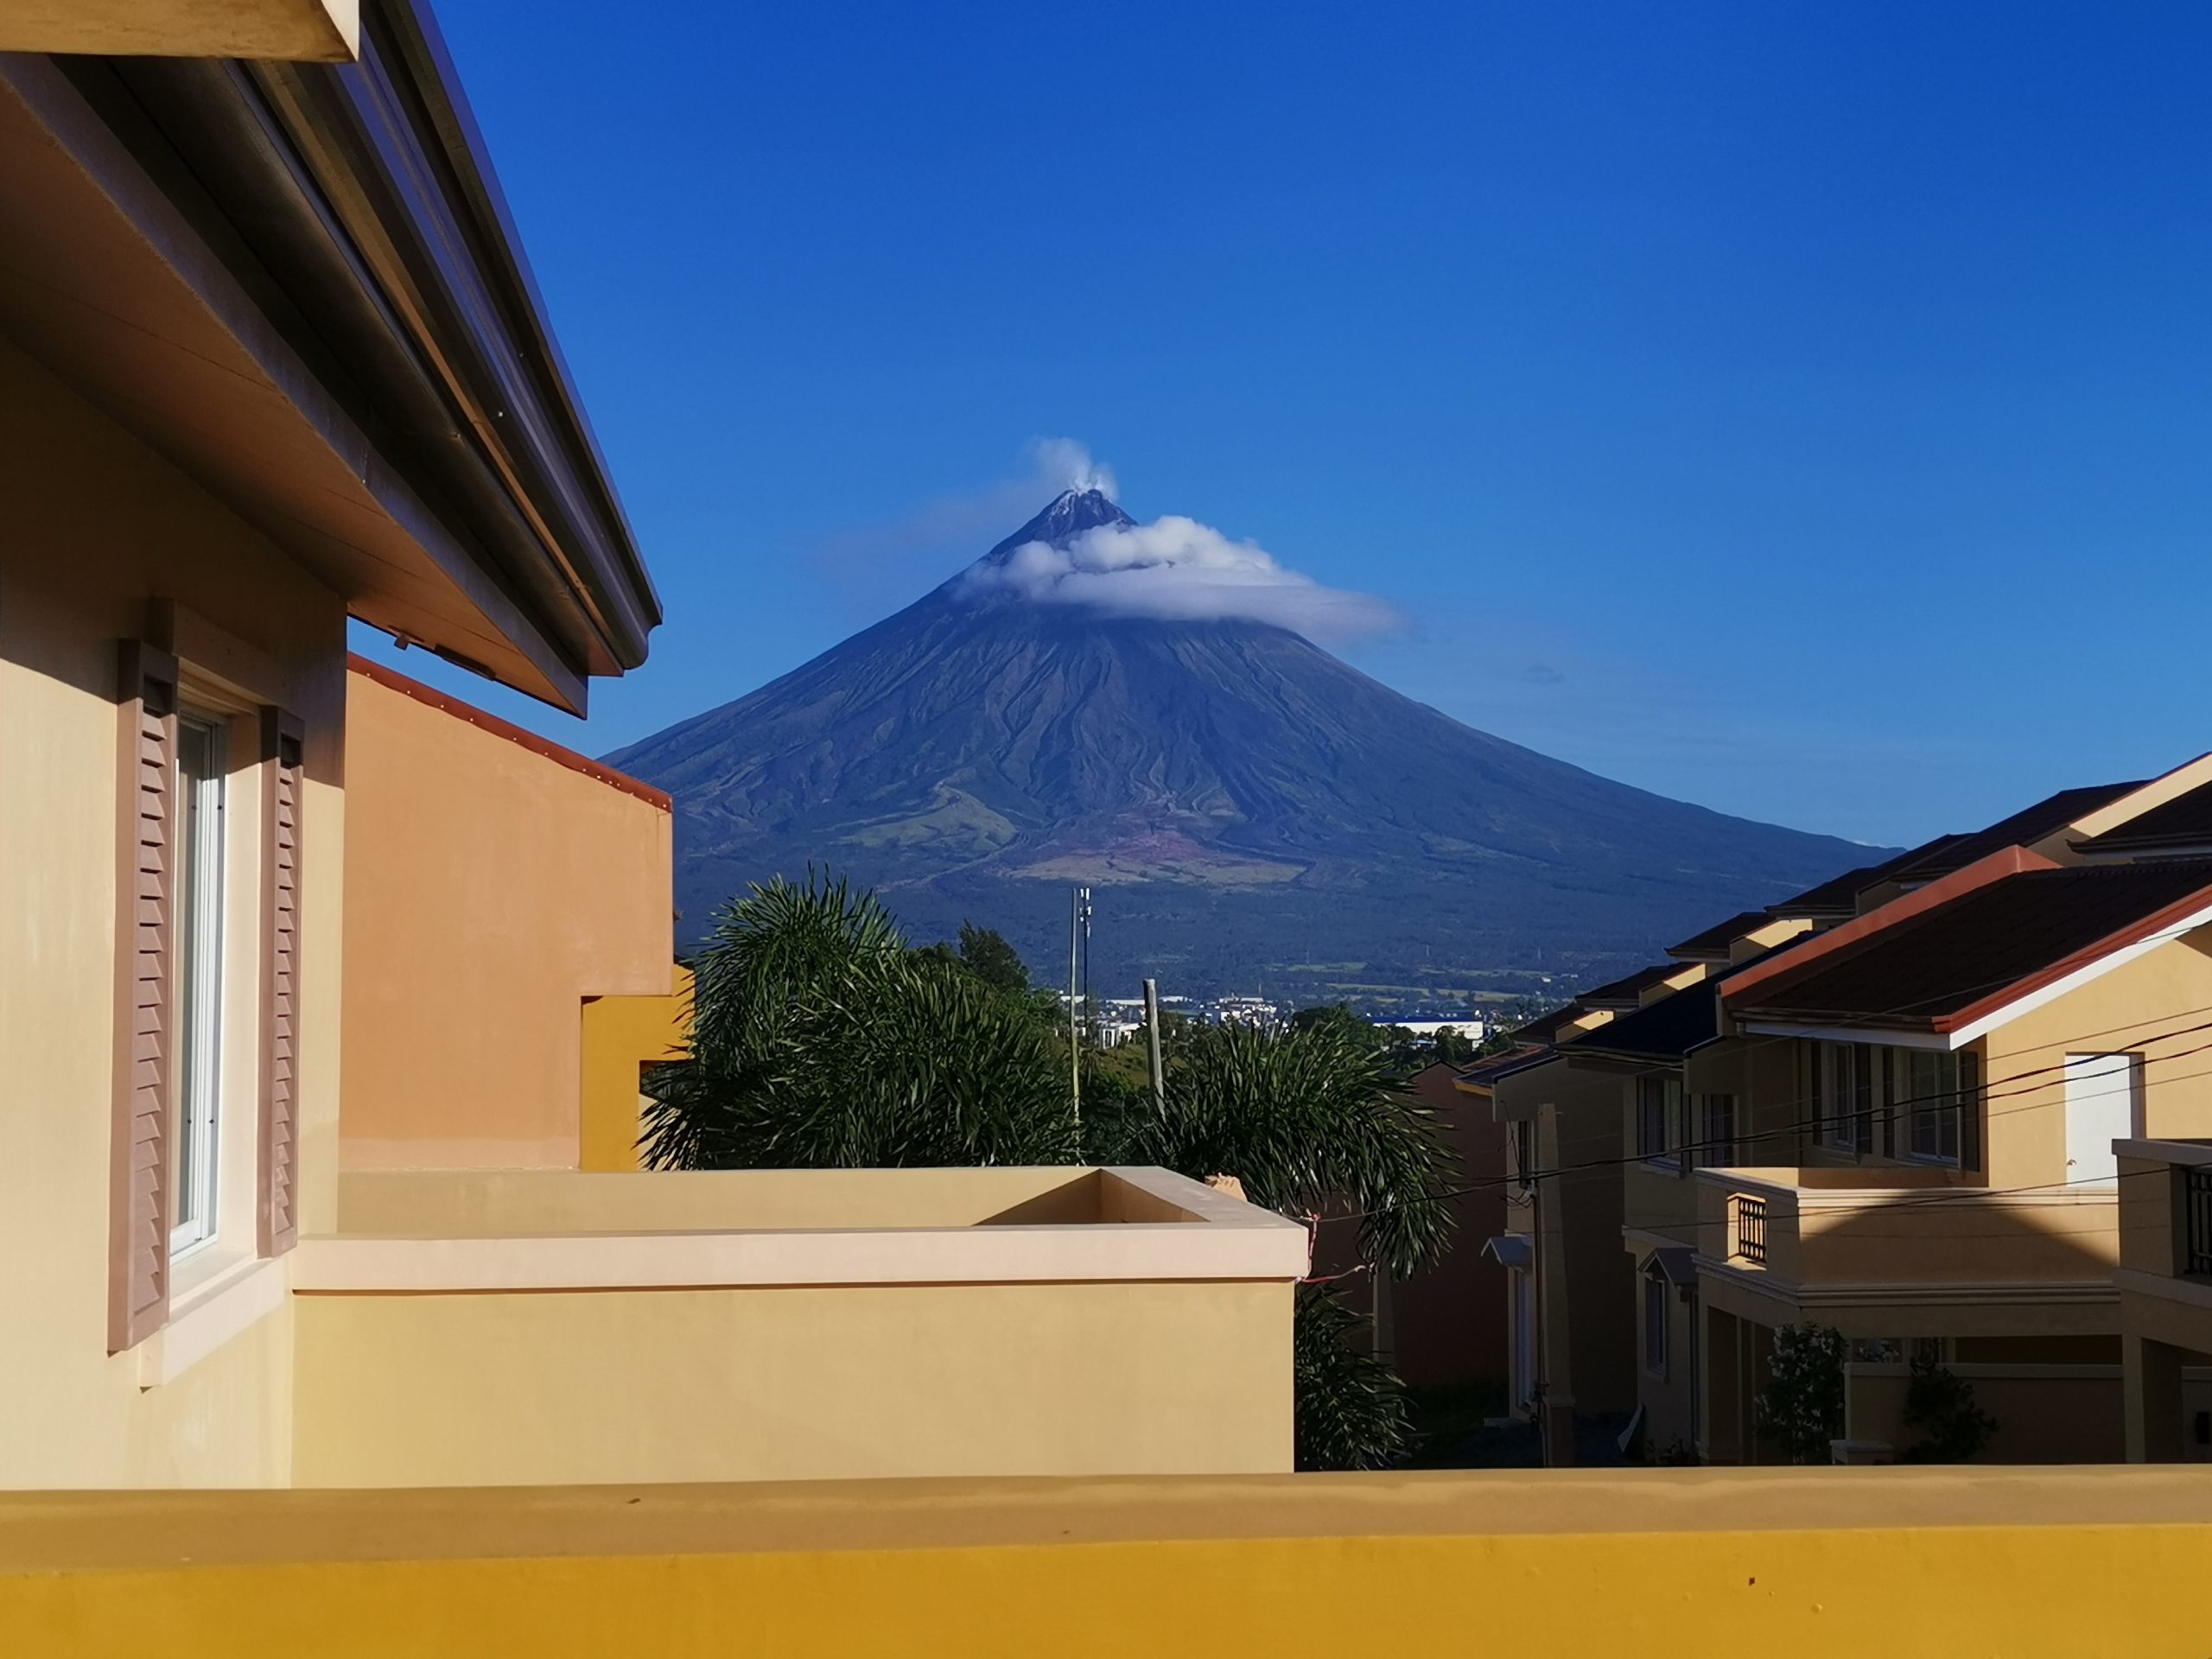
[607,490,1872,999]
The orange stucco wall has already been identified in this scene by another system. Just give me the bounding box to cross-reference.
[340,664,674,1170]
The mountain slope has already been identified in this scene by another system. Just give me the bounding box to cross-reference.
[609,491,1877,997]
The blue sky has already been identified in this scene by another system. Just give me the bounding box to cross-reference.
[353,0,2212,848]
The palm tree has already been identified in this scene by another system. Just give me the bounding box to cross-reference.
[642,870,1456,1469]
[641,873,1074,1170]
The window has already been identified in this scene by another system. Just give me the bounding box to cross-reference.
[1643,1268,1668,1377]
[170,713,227,1257]
[1817,1045,1865,1153]
[1700,1093,1736,1166]
[1904,1049,1963,1165]
[1511,1120,1535,1192]
[1638,1075,1684,1167]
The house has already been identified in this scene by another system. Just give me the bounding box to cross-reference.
[1610,758,2212,1463]
[1480,758,2212,1464]
[0,0,1305,1493]
[1314,1061,1508,1395]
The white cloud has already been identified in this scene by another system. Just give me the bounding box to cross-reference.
[958,512,1403,645]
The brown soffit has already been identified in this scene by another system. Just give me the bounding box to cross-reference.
[348,654,670,812]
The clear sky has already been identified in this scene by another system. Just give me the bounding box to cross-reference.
[353,0,2212,848]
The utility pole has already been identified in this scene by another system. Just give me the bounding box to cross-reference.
[1069,886,1082,1128]
[1143,976,1166,1119]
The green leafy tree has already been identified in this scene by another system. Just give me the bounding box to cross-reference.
[1084,1020,1456,1469]
[1288,1001,1371,1043]
[1755,1323,1849,1463]
[957,923,1031,999]
[1292,1281,1412,1470]
[643,873,1074,1170]
[646,874,1453,1471]
[1900,1356,1999,1463]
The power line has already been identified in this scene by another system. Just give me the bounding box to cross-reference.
[1324,989,2212,1226]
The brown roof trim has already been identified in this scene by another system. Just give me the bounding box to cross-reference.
[347,653,671,812]
[1723,845,2055,1009]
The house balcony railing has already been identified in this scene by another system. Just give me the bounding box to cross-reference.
[2113,1139,2212,1286]
[2185,1166,2212,1279]
[1733,1196,1768,1265]
[1694,1167,2118,1311]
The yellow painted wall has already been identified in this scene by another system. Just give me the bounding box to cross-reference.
[291,1279,1293,1484]
[579,968,692,1171]
[0,336,343,1486]
[1982,934,2212,1191]
[7,1469,2212,1656]
[340,667,674,1170]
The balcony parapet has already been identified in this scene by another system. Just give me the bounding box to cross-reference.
[7,1469,2212,1653]
[1692,1166,2118,1325]
[289,1167,1308,1487]
[304,1166,1308,1291]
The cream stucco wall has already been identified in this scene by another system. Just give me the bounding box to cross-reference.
[340,665,673,1170]
[1980,932,2212,1191]
[0,337,345,1486]
[292,1277,1293,1485]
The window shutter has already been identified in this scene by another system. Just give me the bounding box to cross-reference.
[1959,1048,1984,1176]
[110,641,179,1352]
[1853,1043,1874,1154]
[258,708,305,1256]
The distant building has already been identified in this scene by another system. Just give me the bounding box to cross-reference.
[1379,1018,1489,1043]
[1211,995,1281,1027]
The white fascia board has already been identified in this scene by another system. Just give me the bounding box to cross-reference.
[1736,1020,1952,1052]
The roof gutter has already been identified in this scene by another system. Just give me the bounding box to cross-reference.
[248,0,658,672]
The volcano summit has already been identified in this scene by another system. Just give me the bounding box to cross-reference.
[607,491,1872,995]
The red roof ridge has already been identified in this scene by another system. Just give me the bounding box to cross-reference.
[1722,844,2056,1009]
[346,652,671,812]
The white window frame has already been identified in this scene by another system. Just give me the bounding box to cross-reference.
[1638,1074,1684,1169]
[1904,1048,1962,1166]
[169,710,228,1259]
[1817,1044,1859,1154]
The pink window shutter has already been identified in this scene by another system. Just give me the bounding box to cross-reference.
[110,641,179,1352]
[258,708,304,1255]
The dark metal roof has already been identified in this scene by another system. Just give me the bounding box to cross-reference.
[1667,910,1773,961]
[1578,963,1688,1009]
[2075,779,2212,855]
[1729,861,2212,1030]
[1455,1044,1554,1091]
[1885,783,2145,883]
[1771,836,1962,918]
[1503,1004,1596,1046]
[1561,979,1723,1061]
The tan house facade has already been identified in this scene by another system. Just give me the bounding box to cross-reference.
[1478,760,2212,1464]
